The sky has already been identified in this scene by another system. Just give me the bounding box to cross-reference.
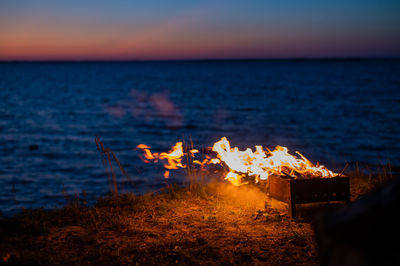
[0,0,400,60]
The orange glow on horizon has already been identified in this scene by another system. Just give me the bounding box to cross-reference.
[1,8,395,60]
[1,1,399,60]
[0,7,252,60]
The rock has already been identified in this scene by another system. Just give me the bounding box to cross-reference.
[29,144,39,151]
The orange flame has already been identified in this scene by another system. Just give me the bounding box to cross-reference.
[164,170,170,179]
[137,142,186,176]
[212,137,338,185]
[137,137,339,185]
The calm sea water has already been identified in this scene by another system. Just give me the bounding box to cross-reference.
[1,60,399,214]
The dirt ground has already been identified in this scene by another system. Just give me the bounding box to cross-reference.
[0,182,322,265]
[1,170,391,266]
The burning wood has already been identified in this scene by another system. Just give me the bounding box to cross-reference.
[137,137,350,218]
[137,136,341,186]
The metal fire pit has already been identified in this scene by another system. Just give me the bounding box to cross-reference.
[268,175,350,218]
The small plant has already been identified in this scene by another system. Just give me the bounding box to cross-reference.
[95,136,132,196]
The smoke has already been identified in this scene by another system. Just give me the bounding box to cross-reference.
[105,89,183,128]
[104,105,126,119]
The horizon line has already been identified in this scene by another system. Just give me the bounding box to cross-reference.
[1,56,399,63]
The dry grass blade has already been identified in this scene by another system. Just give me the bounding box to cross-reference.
[339,163,349,177]
[95,136,114,194]
[105,149,118,195]
[95,136,133,196]
[110,150,135,187]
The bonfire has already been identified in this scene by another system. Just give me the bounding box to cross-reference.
[137,136,340,186]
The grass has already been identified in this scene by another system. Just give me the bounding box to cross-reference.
[0,169,393,265]
[348,163,393,200]
[0,182,313,265]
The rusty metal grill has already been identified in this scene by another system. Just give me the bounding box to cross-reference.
[268,175,350,218]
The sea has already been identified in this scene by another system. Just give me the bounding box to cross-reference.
[1,60,399,214]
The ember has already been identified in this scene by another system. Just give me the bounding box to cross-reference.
[137,137,341,186]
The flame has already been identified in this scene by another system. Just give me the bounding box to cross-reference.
[164,171,170,179]
[137,137,339,185]
[137,142,185,175]
[212,137,339,184]
[225,171,248,187]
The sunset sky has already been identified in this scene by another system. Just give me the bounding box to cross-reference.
[1,0,400,60]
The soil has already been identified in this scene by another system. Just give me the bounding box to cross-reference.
[0,172,389,265]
